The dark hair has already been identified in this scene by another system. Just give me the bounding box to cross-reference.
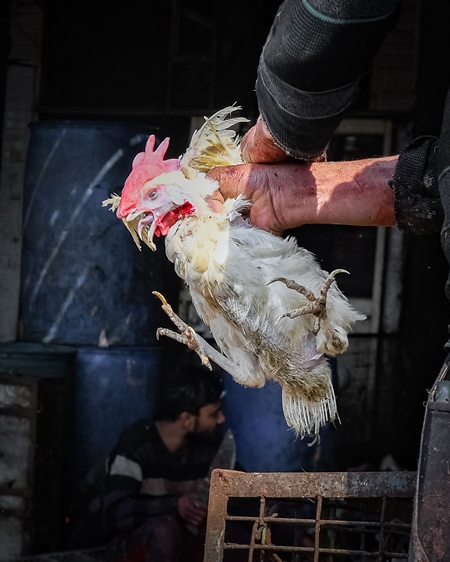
[153,365,224,422]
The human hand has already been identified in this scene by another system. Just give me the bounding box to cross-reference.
[178,494,208,527]
[207,163,313,236]
[240,116,294,164]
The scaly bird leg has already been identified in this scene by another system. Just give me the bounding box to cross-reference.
[267,269,349,335]
[152,291,240,375]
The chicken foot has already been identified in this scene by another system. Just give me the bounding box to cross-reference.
[268,268,349,336]
[152,291,239,375]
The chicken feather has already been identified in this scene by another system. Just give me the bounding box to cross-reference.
[103,105,365,438]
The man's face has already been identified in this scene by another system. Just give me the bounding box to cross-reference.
[193,400,225,434]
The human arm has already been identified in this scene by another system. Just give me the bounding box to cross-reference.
[102,422,217,535]
[210,3,444,237]
[207,1,408,232]
[103,462,210,533]
[209,135,443,238]
[103,469,207,534]
[209,156,397,236]
[102,461,181,534]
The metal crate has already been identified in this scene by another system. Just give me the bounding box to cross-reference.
[204,469,416,561]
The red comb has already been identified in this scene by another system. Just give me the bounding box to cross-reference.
[117,135,179,218]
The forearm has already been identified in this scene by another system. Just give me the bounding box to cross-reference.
[210,140,443,235]
[232,156,397,233]
[282,136,443,233]
[103,487,179,534]
[282,157,397,227]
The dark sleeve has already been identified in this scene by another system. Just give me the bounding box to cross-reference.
[437,87,450,299]
[256,0,401,160]
[388,136,443,235]
[102,455,179,536]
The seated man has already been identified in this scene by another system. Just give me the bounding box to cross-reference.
[102,365,226,562]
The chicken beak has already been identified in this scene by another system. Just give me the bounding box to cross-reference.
[103,194,143,249]
[137,213,158,252]
[121,213,157,252]
[102,194,158,251]
[122,216,145,251]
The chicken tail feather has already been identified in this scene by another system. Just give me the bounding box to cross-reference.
[282,381,339,441]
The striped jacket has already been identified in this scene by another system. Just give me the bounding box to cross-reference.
[102,418,220,535]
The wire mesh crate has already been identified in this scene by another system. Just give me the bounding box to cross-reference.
[204,469,416,561]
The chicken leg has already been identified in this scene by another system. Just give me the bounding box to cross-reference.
[153,291,239,375]
[268,269,350,354]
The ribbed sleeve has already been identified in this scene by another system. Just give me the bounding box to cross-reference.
[256,0,400,159]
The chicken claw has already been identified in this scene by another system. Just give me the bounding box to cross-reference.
[268,269,349,335]
[152,291,238,375]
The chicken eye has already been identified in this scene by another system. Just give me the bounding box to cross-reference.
[147,190,158,200]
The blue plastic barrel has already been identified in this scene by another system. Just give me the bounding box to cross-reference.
[221,357,339,473]
[20,122,179,346]
[222,378,315,472]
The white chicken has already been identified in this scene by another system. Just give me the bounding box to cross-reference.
[103,106,365,438]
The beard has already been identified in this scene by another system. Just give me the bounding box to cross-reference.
[186,423,221,446]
